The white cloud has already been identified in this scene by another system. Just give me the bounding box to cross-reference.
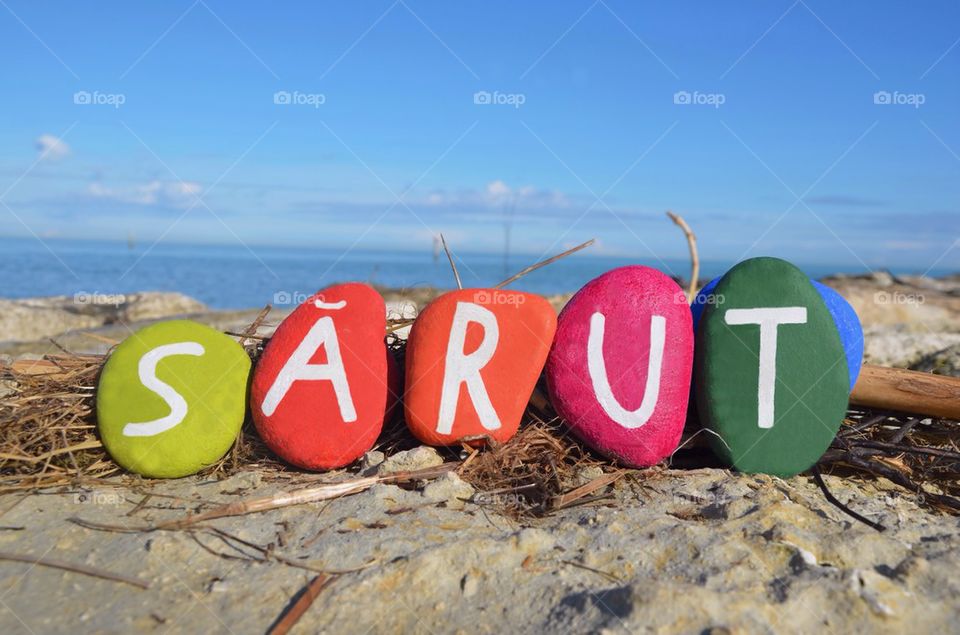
[35,134,70,160]
[87,179,202,208]
[421,180,573,213]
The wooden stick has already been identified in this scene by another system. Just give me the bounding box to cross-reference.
[666,211,699,302]
[0,550,150,589]
[267,574,335,635]
[850,364,960,420]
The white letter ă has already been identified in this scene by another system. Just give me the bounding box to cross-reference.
[724,307,807,429]
[261,316,357,422]
[123,342,205,437]
[437,302,500,434]
[587,312,666,429]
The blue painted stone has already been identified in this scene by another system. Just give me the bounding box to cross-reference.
[811,281,863,390]
[692,276,862,390]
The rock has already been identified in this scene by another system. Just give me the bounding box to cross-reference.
[360,450,386,473]
[96,320,251,478]
[911,343,960,376]
[378,446,443,474]
[694,277,863,390]
[863,327,960,367]
[0,464,957,633]
[403,288,557,446]
[121,292,207,322]
[251,283,391,471]
[694,258,849,477]
[546,266,694,467]
[0,292,206,344]
[575,465,605,486]
[422,472,475,509]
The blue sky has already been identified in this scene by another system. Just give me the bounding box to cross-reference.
[1,1,958,271]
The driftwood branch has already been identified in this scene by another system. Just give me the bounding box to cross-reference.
[666,211,699,302]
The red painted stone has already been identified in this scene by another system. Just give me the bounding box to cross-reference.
[404,288,557,446]
[545,266,694,467]
[251,283,393,470]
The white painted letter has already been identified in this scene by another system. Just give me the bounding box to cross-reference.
[437,302,500,434]
[587,312,666,429]
[123,342,205,437]
[724,307,808,429]
[261,316,357,422]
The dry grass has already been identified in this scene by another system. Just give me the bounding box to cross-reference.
[4,343,958,516]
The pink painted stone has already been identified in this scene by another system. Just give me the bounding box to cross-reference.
[545,266,694,467]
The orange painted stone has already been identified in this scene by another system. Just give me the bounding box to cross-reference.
[404,288,557,446]
[251,283,395,470]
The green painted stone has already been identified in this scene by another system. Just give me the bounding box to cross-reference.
[694,258,849,477]
[97,320,252,478]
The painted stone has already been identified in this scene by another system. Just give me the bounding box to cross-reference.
[811,281,863,390]
[251,283,392,470]
[404,288,557,446]
[545,266,694,467]
[694,257,850,477]
[692,276,863,389]
[97,320,251,478]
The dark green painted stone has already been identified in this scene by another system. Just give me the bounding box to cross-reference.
[694,257,849,477]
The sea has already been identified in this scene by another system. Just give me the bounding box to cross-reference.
[0,237,949,310]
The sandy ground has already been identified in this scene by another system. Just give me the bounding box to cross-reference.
[0,462,957,634]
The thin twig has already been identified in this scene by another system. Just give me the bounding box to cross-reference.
[811,466,885,532]
[560,559,621,583]
[495,239,595,289]
[238,305,272,347]
[267,574,336,635]
[666,211,699,301]
[440,234,462,290]
[0,550,150,589]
